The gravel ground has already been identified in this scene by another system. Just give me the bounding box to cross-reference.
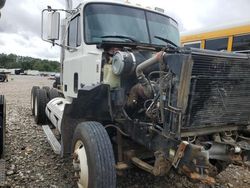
[1,75,250,188]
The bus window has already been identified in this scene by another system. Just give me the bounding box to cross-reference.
[205,38,228,51]
[183,42,201,48]
[232,34,250,52]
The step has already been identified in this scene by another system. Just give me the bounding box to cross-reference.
[0,159,5,186]
[42,125,61,155]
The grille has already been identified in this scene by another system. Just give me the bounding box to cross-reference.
[184,52,250,128]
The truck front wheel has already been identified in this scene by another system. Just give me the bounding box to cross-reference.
[72,121,116,188]
[48,88,59,100]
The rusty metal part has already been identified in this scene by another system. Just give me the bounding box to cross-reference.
[116,162,129,176]
[152,151,172,176]
[182,165,216,185]
[126,84,146,107]
[123,149,136,162]
[171,142,217,184]
[131,157,154,174]
[230,154,242,161]
[212,133,222,143]
[172,141,189,168]
[181,162,216,185]
[115,162,129,170]
[131,151,172,176]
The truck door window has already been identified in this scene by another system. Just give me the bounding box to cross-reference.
[68,15,81,47]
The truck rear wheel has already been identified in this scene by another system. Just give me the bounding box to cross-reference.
[34,89,47,125]
[72,121,116,188]
[48,88,59,100]
[42,86,50,98]
[31,86,40,115]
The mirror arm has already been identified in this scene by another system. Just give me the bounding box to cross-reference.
[41,37,77,51]
[44,7,76,14]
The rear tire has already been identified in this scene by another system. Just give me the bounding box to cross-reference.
[72,121,116,188]
[34,89,47,125]
[31,86,39,115]
[42,86,50,97]
[48,88,59,100]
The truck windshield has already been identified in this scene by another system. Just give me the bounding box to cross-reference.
[84,3,180,46]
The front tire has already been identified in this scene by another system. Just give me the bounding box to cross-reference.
[72,121,116,188]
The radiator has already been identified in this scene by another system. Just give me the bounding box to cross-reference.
[183,49,250,129]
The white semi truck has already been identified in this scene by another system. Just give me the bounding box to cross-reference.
[32,0,250,187]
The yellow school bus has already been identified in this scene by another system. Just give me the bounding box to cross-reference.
[181,20,250,53]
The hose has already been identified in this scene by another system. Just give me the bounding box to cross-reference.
[105,124,130,137]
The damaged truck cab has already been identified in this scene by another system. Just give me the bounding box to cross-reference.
[32,0,250,187]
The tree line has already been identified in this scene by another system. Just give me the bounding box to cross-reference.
[0,53,60,72]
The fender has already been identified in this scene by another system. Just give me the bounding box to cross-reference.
[60,84,113,155]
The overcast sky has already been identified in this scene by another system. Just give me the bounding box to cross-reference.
[0,0,249,61]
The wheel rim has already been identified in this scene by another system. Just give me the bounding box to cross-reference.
[34,96,38,117]
[73,140,89,188]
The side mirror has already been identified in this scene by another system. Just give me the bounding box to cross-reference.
[41,9,60,43]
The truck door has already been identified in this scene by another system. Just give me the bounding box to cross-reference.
[63,13,102,98]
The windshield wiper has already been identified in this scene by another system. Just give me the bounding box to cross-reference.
[154,36,178,48]
[101,35,138,43]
